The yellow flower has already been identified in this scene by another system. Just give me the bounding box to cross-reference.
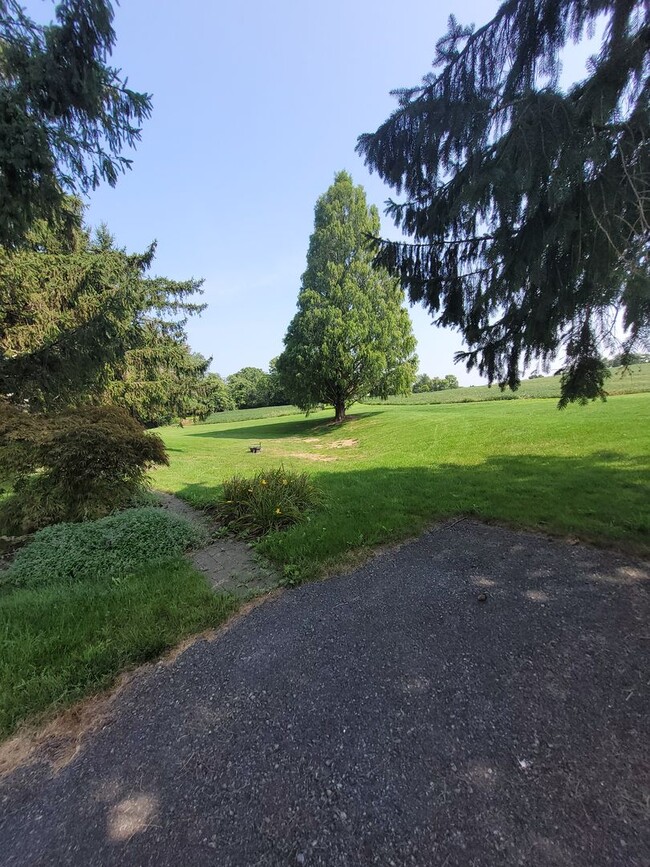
[248,488,253,493]
[260,479,267,485]
[282,479,288,486]
[275,507,281,514]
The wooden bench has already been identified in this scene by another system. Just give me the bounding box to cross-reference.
[249,444,262,453]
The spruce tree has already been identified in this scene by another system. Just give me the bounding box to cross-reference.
[277,171,417,422]
[0,0,151,246]
[357,0,649,406]
[0,203,205,410]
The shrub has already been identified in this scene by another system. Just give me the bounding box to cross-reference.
[216,466,322,536]
[2,506,207,589]
[0,404,169,534]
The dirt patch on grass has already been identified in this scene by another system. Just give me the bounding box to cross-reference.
[286,452,336,463]
[329,438,359,449]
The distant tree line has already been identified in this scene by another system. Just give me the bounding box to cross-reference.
[606,353,650,368]
[412,374,459,393]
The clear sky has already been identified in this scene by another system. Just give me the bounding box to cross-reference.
[28,0,600,382]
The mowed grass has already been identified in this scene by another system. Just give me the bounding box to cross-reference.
[156,394,650,579]
[202,404,301,425]
[361,365,650,405]
[0,560,238,737]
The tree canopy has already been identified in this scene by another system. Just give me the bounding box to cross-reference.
[277,171,417,421]
[413,373,459,393]
[0,0,151,247]
[357,0,649,407]
[0,201,205,413]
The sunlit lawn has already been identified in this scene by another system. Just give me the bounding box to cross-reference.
[0,560,237,737]
[156,394,650,579]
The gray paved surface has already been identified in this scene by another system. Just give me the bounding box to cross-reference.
[0,521,648,866]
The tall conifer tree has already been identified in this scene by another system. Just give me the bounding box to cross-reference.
[0,0,151,246]
[277,172,417,422]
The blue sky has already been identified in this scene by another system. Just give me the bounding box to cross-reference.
[31,1,599,382]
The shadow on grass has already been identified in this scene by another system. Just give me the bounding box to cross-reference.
[177,451,649,559]
[184,412,382,441]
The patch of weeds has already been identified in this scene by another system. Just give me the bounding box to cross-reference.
[216,466,322,537]
[280,563,304,586]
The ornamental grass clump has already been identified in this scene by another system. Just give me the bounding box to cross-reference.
[217,466,321,536]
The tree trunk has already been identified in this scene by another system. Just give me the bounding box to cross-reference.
[334,399,346,423]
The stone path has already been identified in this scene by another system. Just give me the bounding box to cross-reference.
[156,492,279,597]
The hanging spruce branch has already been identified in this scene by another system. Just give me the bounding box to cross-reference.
[0,0,152,247]
[357,0,649,406]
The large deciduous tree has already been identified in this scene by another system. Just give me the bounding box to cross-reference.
[0,0,151,247]
[357,0,649,407]
[277,171,417,422]
[226,367,271,409]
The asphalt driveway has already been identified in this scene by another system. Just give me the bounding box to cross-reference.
[0,521,648,866]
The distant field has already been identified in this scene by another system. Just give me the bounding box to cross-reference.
[201,405,301,425]
[156,394,650,580]
[361,366,650,405]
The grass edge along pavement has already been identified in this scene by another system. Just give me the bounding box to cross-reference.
[155,392,650,583]
[0,508,241,739]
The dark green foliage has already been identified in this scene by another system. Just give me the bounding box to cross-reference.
[0,404,168,533]
[227,367,272,409]
[277,171,417,421]
[216,466,322,536]
[0,0,151,247]
[0,204,206,411]
[107,345,218,427]
[413,373,459,392]
[357,0,650,407]
[3,506,206,589]
[194,372,235,419]
[267,357,292,406]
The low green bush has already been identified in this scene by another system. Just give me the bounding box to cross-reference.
[2,506,207,589]
[216,466,322,536]
[0,404,168,535]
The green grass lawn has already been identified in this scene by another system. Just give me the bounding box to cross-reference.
[0,558,238,738]
[4,391,647,739]
[156,394,650,579]
[202,404,301,425]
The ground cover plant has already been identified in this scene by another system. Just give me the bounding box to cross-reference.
[217,466,322,536]
[155,394,650,582]
[0,559,237,738]
[2,506,206,589]
[0,505,233,737]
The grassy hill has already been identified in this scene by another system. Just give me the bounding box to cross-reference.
[361,365,650,405]
[157,393,650,579]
